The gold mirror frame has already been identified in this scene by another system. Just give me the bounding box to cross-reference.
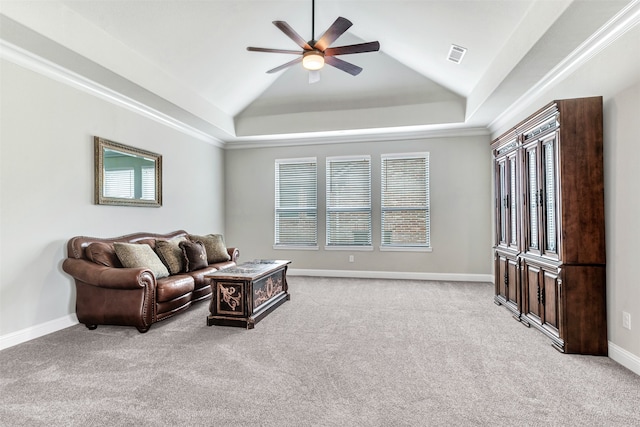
[94,136,162,207]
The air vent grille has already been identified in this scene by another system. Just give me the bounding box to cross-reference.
[447,44,467,64]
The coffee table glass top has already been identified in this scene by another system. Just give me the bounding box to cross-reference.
[206,259,290,279]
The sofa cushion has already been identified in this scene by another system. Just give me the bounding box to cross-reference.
[188,234,231,264]
[114,242,169,279]
[85,242,122,268]
[185,265,219,290]
[180,240,208,272]
[155,237,187,275]
[155,275,195,303]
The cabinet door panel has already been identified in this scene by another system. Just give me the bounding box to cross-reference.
[507,153,519,250]
[495,253,520,315]
[541,135,559,259]
[496,255,507,298]
[496,159,508,246]
[524,145,541,255]
[542,270,560,333]
[507,258,519,303]
[522,261,541,321]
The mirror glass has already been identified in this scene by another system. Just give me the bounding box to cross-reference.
[95,137,162,207]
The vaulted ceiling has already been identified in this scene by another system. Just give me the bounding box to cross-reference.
[0,0,635,145]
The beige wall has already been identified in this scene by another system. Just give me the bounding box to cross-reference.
[604,81,640,361]
[224,135,493,279]
[0,60,226,338]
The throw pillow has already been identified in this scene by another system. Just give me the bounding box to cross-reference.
[135,238,156,249]
[155,237,187,275]
[188,234,230,264]
[113,242,169,279]
[86,242,122,268]
[179,240,208,272]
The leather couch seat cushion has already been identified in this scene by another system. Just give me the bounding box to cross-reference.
[156,275,195,302]
[186,265,219,289]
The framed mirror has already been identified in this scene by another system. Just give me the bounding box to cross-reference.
[94,136,162,207]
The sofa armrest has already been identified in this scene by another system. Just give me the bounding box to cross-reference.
[62,258,155,290]
[227,247,240,263]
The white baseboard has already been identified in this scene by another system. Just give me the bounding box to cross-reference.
[0,314,78,351]
[287,268,493,282]
[608,341,640,376]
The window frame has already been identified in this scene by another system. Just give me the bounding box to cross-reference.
[325,155,373,250]
[274,157,319,250]
[380,152,431,251]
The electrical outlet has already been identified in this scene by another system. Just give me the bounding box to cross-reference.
[622,311,631,330]
[349,255,354,263]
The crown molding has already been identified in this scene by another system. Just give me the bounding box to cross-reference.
[0,39,225,147]
[489,0,640,134]
[225,125,490,150]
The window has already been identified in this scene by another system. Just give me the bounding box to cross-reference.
[141,166,156,200]
[381,153,430,248]
[104,167,156,200]
[104,169,134,199]
[326,156,371,247]
[274,158,318,247]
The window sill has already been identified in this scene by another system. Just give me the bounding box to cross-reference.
[273,245,319,250]
[379,246,432,252]
[324,246,374,251]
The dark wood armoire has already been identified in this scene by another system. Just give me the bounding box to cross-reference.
[492,96,607,355]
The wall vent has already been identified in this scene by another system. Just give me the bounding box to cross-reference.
[447,44,467,64]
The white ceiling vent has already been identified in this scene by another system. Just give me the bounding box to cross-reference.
[447,44,467,64]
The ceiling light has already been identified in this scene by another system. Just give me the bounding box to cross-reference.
[302,50,325,70]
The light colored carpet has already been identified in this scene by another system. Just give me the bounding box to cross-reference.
[1,276,639,426]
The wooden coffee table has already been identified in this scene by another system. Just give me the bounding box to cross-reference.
[205,259,291,329]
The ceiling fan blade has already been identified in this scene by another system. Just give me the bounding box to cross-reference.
[308,70,320,84]
[273,21,312,50]
[314,17,352,51]
[247,47,303,55]
[324,41,380,56]
[266,57,303,74]
[325,56,362,76]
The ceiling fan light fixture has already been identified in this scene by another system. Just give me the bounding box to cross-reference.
[302,50,325,70]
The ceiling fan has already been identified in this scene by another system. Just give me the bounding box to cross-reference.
[247,0,380,83]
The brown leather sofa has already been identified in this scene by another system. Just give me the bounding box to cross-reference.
[62,230,239,333]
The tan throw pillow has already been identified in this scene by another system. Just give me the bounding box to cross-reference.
[86,242,122,268]
[113,242,169,279]
[155,237,187,275]
[179,240,208,272]
[188,234,230,264]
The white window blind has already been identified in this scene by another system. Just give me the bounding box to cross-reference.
[104,169,134,199]
[544,141,557,252]
[381,153,430,247]
[141,166,155,200]
[528,149,539,249]
[326,156,371,246]
[275,158,317,246]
